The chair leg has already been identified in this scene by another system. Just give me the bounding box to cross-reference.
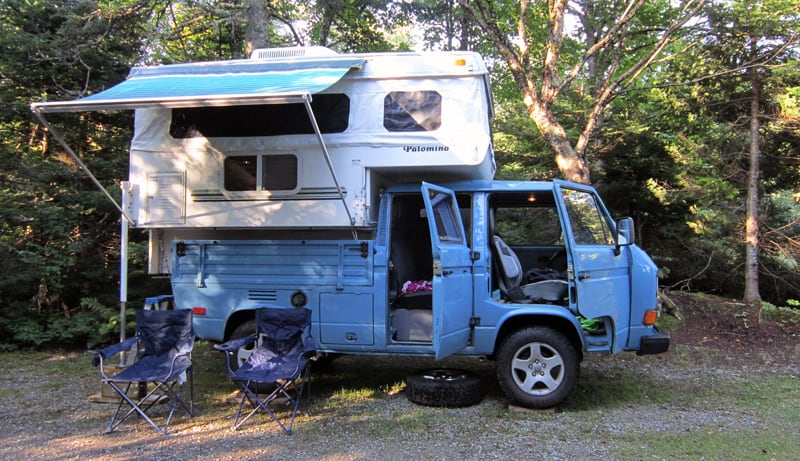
[286,370,312,433]
[232,383,288,433]
[105,378,193,434]
[231,382,296,434]
[301,366,312,417]
[106,381,168,434]
[230,371,312,434]
[188,366,194,415]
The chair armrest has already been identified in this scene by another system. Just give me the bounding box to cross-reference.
[213,334,257,352]
[166,345,195,380]
[214,334,257,374]
[176,337,195,357]
[88,336,138,367]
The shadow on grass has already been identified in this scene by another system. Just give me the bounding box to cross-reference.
[191,340,685,415]
[563,355,690,412]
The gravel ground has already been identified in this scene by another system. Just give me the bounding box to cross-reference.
[1,339,798,461]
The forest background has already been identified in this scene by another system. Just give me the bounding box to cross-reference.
[0,0,798,350]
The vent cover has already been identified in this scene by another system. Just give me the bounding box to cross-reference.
[250,46,338,60]
[248,289,278,301]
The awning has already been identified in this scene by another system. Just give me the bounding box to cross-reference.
[30,57,365,113]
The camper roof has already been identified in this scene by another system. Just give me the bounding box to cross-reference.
[30,47,488,113]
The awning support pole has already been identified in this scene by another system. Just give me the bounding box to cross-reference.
[31,107,134,223]
[303,95,358,240]
[119,182,130,365]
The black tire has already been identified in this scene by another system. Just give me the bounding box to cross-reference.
[495,327,579,409]
[405,368,483,407]
[312,353,341,371]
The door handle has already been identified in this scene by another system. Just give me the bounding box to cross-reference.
[578,273,591,281]
[443,270,454,276]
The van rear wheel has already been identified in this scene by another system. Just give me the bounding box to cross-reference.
[496,327,579,408]
[230,320,258,371]
[229,320,276,394]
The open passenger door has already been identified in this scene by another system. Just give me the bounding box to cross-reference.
[553,180,631,353]
[421,182,474,359]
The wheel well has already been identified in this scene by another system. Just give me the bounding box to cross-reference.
[493,314,584,362]
[224,309,256,341]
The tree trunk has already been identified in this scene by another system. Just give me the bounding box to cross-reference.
[743,40,762,305]
[245,0,271,56]
[528,100,592,184]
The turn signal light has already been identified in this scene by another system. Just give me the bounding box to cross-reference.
[192,307,207,316]
[643,309,659,326]
[454,58,467,66]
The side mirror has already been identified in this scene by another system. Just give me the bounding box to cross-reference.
[614,217,635,255]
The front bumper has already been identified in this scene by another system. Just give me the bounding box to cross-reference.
[637,327,670,355]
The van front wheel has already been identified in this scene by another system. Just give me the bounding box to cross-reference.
[496,327,579,409]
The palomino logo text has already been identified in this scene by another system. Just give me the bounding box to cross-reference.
[403,145,449,153]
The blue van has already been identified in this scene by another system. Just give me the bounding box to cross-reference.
[174,180,669,408]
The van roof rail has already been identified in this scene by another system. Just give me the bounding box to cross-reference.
[250,46,339,60]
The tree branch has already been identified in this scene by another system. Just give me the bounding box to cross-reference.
[558,0,647,94]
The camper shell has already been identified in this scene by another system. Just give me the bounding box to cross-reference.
[31,47,668,409]
[35,46,496,273]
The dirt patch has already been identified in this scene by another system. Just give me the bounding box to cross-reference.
[664,291,800,368]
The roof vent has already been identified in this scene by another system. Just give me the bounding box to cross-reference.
[250,46,339,60]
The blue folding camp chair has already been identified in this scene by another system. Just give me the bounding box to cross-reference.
[215,307,315,434]
[89,308,194,434]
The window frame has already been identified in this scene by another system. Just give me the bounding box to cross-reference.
[222,153,300,196]
[383,90,443,132]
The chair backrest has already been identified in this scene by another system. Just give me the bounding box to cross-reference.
[136,309,194,359]
[492,235,523,289]
[256,308,311,354]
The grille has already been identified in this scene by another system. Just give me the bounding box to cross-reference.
[248,289,278,301]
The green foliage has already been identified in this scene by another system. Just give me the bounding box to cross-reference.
[0,0,148,350]
[0,297,122,350]
[589,0,800,304]
[760,299,800,328]
[309,0,405,52]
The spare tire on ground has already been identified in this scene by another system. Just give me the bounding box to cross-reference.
[405,368,483,407]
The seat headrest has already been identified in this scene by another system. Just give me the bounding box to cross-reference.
[492,235,522,287]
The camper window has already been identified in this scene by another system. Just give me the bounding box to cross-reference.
[224,156,257,191]
[262,155,298,190]
[224,154,298,192]
[169,94,350,138]
[383,91,441,132]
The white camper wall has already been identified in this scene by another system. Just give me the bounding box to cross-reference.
[130,108,362,229]
[127,51,495,233]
